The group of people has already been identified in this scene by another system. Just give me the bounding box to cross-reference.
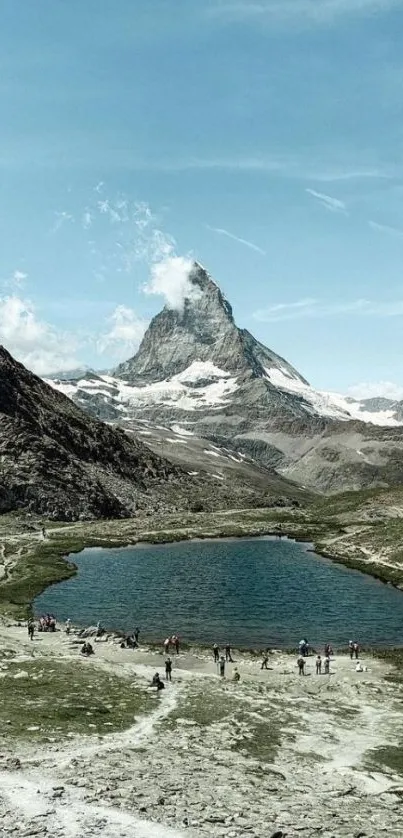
[38,614,56,632]
[296,639,362,676]
[120,627,140,649]
[163,634,180,655]
[213,643,234,663]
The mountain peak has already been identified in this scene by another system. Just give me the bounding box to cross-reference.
[115,261,303,387]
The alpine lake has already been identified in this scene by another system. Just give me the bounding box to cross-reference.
[34,536,403,648]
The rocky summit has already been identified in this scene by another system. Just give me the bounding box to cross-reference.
[46,263,403,495]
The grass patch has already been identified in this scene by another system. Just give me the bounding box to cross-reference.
[0,657,154,742]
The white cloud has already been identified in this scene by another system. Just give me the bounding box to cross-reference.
[97,305,147,356]
[208,0,403,27]
[206,225,266,255]
[306,188,347,214]
[254,297,403,321]
[0,294,81,375]
[143,256,198,312]
[368,220,403,238]
[348,381,403,401]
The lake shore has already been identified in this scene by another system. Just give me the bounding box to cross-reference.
[1,619,403,838]
[2,501,403,624]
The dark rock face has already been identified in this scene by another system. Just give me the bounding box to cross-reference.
[0,346,192,520]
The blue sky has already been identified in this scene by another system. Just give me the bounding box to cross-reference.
[1,0,403,397]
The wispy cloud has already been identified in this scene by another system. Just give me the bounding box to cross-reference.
[207,0,403,27]
[50,210,74,234]
[97,305,147,357]
[254,297,403,322]
[206,225,266,255]
[368,220,403,238]
[306,188,347,214]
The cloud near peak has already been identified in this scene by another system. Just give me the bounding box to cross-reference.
[143,255,199,312]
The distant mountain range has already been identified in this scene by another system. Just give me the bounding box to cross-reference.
[43,263,403,495]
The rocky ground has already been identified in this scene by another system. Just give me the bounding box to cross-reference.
[1,624,403,838]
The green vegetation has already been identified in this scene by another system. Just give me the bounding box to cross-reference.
[0,656,153,742]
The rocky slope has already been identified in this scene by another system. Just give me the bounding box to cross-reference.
[0,346,194,520]
[45,263,403,494]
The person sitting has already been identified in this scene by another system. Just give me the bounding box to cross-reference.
[232,667,241,682]
[126,634,138,649]
[355,660,364,672]
[81,641,94,657]
[151,672,165,691]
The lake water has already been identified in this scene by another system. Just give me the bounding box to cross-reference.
[35,538,403,648]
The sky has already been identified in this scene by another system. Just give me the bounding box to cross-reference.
[1,0,403,398]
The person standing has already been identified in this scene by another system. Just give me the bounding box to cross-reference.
[349,640,354,660]
[261,650,269,670]
[315,655,322,675]
[134,627,140,643]
[165,656,172,681]
[213,643,219,663]
[297,656,305,675]
[174,635,180,655]
[28,618,35,641]
[65,618,71,635]
[164,637,170,655]
[219,655,226,678]
[225,643,233,662]
[324,656,330,675]
[353,641,359,660]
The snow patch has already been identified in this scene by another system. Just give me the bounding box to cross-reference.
[265,367,401,426]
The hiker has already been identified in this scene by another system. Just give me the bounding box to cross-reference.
[324,656,330,674]
[28,619,35,641]
[213,643,219,663]
[353,641,359,660]
[65,618,71,635]
[134,627,140,643]
[299,638,308,657]
[315,654,322,675]
[261,650,269,670]
[225,643,233,662]
[151,672,165,691]
[232,667,240,683]
[165,656,172,681]
[81,642,94,657]
[219,655,226,678]
[164,637,170,655]
[297,655,305,675]
[349,640,354,659]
